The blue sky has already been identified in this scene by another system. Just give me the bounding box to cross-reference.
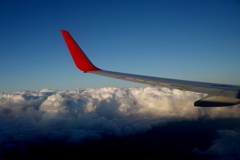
[0,0,240,93]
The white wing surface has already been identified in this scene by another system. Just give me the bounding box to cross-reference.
[61,30,240,107]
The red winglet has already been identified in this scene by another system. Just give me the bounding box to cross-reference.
[60,30,100,73]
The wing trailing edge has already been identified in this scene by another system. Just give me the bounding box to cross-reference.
[61,30,240,107]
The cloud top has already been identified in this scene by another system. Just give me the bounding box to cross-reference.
[0,87,239,156]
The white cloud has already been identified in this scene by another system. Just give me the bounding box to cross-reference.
[192,129,240,160]
[0,87,239,155]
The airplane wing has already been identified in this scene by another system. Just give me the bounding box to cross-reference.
[60,30,240,107]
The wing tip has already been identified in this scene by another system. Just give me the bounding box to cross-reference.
[61,30,100,73]
[60,30,68,34]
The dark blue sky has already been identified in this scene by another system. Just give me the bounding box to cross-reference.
[0,0,240,92]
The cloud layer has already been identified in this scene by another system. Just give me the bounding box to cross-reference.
[193,129,240,160]
[0,87,239,157]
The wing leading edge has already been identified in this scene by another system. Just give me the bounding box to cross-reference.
[60,30,240,107]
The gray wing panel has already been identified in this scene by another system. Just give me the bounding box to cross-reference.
[90,70,240,99]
